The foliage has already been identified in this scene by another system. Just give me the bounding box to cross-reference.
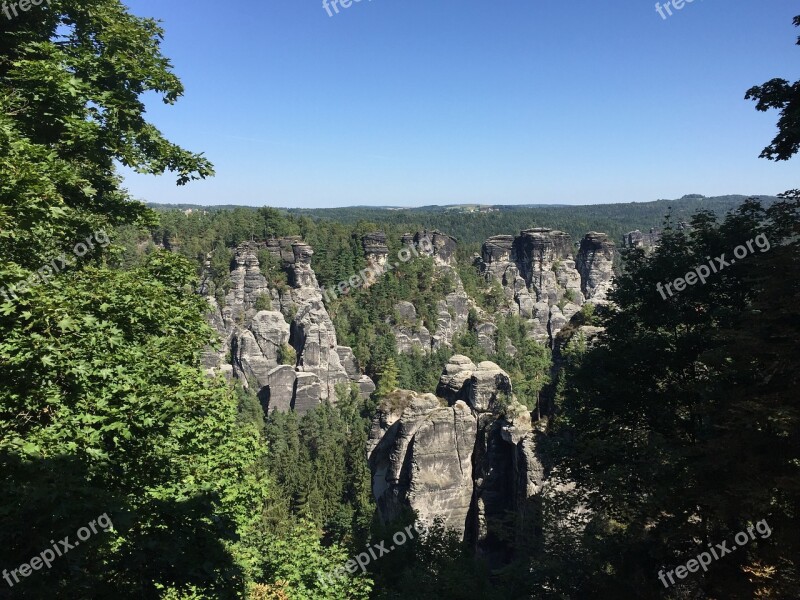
[277,342,296,366]
[263,396,374,547]
[370,518,500,600]
[546,198,800,598]
[254,293,273,312]
[0,253,271,597]
[259,520,372,600]
[745,15,800,161]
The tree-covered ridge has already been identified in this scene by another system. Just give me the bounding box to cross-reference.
[147,194,778,257]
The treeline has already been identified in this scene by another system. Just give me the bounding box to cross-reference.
[290,194,778,253]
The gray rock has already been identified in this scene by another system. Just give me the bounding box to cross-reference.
[468,362,513,412]
[622,228,661,250]
[476,322,498,355]
[479,228,615,346]
[210,238,370,412]
[250,311,290,363]
[369,393,476,536]
[576,232,615,301]
[293,372,322,414]
[368,359,546,558]
[336,346,360,380]
[436,355,476,403]
[263,365,296,413]
[358,375,376,399]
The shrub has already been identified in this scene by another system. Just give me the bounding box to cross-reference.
[254,294,272,311]
[278,343,296,366]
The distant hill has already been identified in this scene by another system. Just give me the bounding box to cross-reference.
[146,194,778,250]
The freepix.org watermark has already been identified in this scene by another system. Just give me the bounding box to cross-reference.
[658,519,772,588]
[2,0,50,21]
[323,0,372,18]
[3,513,113,589]
[317,521,426,585]
[655,0,700,20]
[656,233,770,300]
[0,229,110,305]
[320,236,434,304]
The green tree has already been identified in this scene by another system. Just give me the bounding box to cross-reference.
[375,357,400,397]
[547,199,800,599]
[0,2,274,596]
[746,15,800,161]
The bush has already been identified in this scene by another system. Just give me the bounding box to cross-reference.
[278,343,296,366]
[254,294,272,311]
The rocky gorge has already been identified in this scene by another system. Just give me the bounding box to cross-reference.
[199,225,616,561]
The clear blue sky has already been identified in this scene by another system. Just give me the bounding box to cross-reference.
[121,0,798,207]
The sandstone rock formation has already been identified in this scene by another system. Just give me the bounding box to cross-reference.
[479,228,615,344]
[383,231,479,354]
[368,356,547,562]
[368,391,476,532]
[576,232,615,303]
[391,301,433,353]
[622,227,662,250]
[203,239,373,414]
[362,231,389,285]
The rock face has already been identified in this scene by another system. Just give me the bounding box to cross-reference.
[391,301,433,353]
[385,232,477,354]
[622,228,662,250]
[576,232,615,303]
[368,391,476,533]
[204,240,373,414]
[362,232,389,283]
[479,228,615,344]
[368,356,546,561]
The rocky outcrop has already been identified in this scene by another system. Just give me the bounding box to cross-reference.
[436,355,513,412]
[368,392,476,533]
[622,228,662,250]
[205,240,373,414]
[576,232,615,302]
[390,301,433,353]
[362,232,389,281]
[384,232,477,354]
[368,356,546,560]
[479,228,614,345]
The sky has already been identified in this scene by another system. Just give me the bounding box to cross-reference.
[121,0,799,208]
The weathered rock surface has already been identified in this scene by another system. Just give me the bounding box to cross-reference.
[368,356,546,559]
[622,227,662,250]
[479,228,615,345]
[368,391,477,534]
[576,232,615,302]
[362,231,389,280]
[382,232,477,354]
[390,301,433,353]
[204,240,373,413]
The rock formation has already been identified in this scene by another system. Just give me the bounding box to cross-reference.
[479,228,615,344]
[368,356,546,563]
[384,231,478,354]
[576,232,615,303]
[362,232,389,286]
[203,239,373,414]
[622,227,662,250]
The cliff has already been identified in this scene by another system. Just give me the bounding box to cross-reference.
[203,239,374,414]
[479,228,614,344]
[367,356,546,564]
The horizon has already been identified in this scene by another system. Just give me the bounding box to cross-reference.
[143,192,777,211]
